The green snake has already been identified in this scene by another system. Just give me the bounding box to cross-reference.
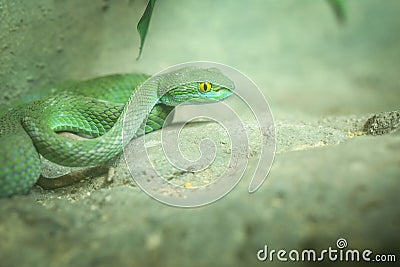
[0,67,234,197]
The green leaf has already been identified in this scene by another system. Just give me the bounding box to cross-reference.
[326,0,347,24]
[136,0,157,60]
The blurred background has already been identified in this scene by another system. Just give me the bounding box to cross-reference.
[0,0,399,266]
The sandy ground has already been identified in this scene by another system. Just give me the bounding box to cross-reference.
[0,1,399,266]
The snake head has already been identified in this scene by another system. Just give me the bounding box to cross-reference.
[158,67,235,106]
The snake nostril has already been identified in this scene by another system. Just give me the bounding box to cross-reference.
[215,88,230,92]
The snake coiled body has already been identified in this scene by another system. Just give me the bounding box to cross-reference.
[0,67,234,197]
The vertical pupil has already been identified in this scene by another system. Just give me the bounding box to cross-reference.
[200,82,210,92]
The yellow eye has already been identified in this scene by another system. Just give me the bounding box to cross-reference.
[199,82,212,93]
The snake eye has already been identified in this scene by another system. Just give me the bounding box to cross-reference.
[199,82,212,93]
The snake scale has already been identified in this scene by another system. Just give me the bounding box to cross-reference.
[0,67,234,197]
